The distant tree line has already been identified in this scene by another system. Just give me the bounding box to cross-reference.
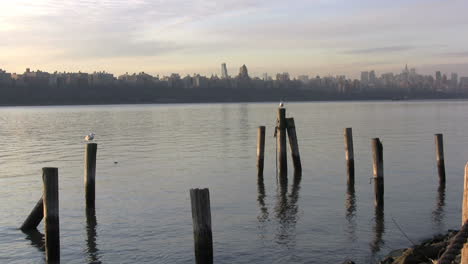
[0,81,464,106]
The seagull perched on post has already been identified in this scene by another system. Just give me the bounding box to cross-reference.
[85,132,95,141]
[279,101,284,108]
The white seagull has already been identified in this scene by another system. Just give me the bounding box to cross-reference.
[85,132,95,141]
[279,101,284,108]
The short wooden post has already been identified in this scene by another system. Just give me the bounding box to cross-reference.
[85,143,97,209]
[20,197,44,231]
[190,188,213,264]
[344,128,355,185]
[372,138,384,208]
[257,126,266,176]
[435,134,446,183]
[43,167,59,263]
[277,108,287,178]
[286,118,302,172]
[462,162,468,264]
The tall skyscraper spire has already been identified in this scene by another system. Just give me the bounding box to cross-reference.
[221,63,228,79]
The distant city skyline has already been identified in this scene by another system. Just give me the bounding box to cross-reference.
[1,0,468,78]
[1,63,466,81]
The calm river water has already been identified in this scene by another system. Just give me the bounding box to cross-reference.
[1,101,468,263]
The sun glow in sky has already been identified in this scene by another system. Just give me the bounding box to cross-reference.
[1,0,467,78]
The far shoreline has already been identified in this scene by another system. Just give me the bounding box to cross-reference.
[0,97,467,108]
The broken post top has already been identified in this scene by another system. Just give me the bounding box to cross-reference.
[277,107,286,129]
[42,167,58,179]
[286,118,295,128]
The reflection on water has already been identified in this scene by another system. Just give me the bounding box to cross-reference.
[273,171,302,246]
[86,208,101,264]
[24,228,45,252]
[257,174,269,223]
[345,183,357,242]
[432,183,446,229]
[370,206,385,257]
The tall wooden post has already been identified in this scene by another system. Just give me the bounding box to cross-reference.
[435,134,446,183]
[462,162,468,264]
[344,128,355,185]
[372,138,384,208]
[257,126,266,176]
[20,197,44,231]
[277,108,287,178]
[190,188,213,264]
[85,143,97,209]
[286,118,302,172]
[43,167,60,263]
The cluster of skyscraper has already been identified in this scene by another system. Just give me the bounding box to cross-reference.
[359,65,467,93]
[0,64,467,94]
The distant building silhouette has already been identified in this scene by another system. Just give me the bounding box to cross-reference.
[238,64,249,79]
[276,72,290,82]
[450,73,458,92]
[361,71,369,84]
[221,63,228,79]
[369,70,376,84]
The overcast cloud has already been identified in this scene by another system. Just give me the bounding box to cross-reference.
[0,0,467,78]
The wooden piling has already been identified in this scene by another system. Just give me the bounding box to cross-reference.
[277,108,287,178]
[190,188,213,264]
[43,167,59,263]
[286,118,302,172]
[344,128,355,185]
[20,197,44,231]
[85,143,97,209]
[257,126,266,176]
[435,134,446,183]
[372,138,384,208]
[462,162,468,264]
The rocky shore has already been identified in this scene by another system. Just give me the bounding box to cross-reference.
[343,230,462,264]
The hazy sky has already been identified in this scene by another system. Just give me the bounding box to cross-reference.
[1,0,467,78]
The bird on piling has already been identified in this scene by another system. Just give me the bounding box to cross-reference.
[279,101,284,108]
[85,132,95,141]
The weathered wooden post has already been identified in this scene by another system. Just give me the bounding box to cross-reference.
[435,134,446,183]
[277,108,287,178]
[286,118,302,172]
[462,162,468,264]
[85,143,97,209]
[372,138,384,208]
[43,167,59,263]
[190,188,213,264]
[257,126,266,176]
[20,197,44,231]
[438,162,468,264]
[344,128,355,185]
